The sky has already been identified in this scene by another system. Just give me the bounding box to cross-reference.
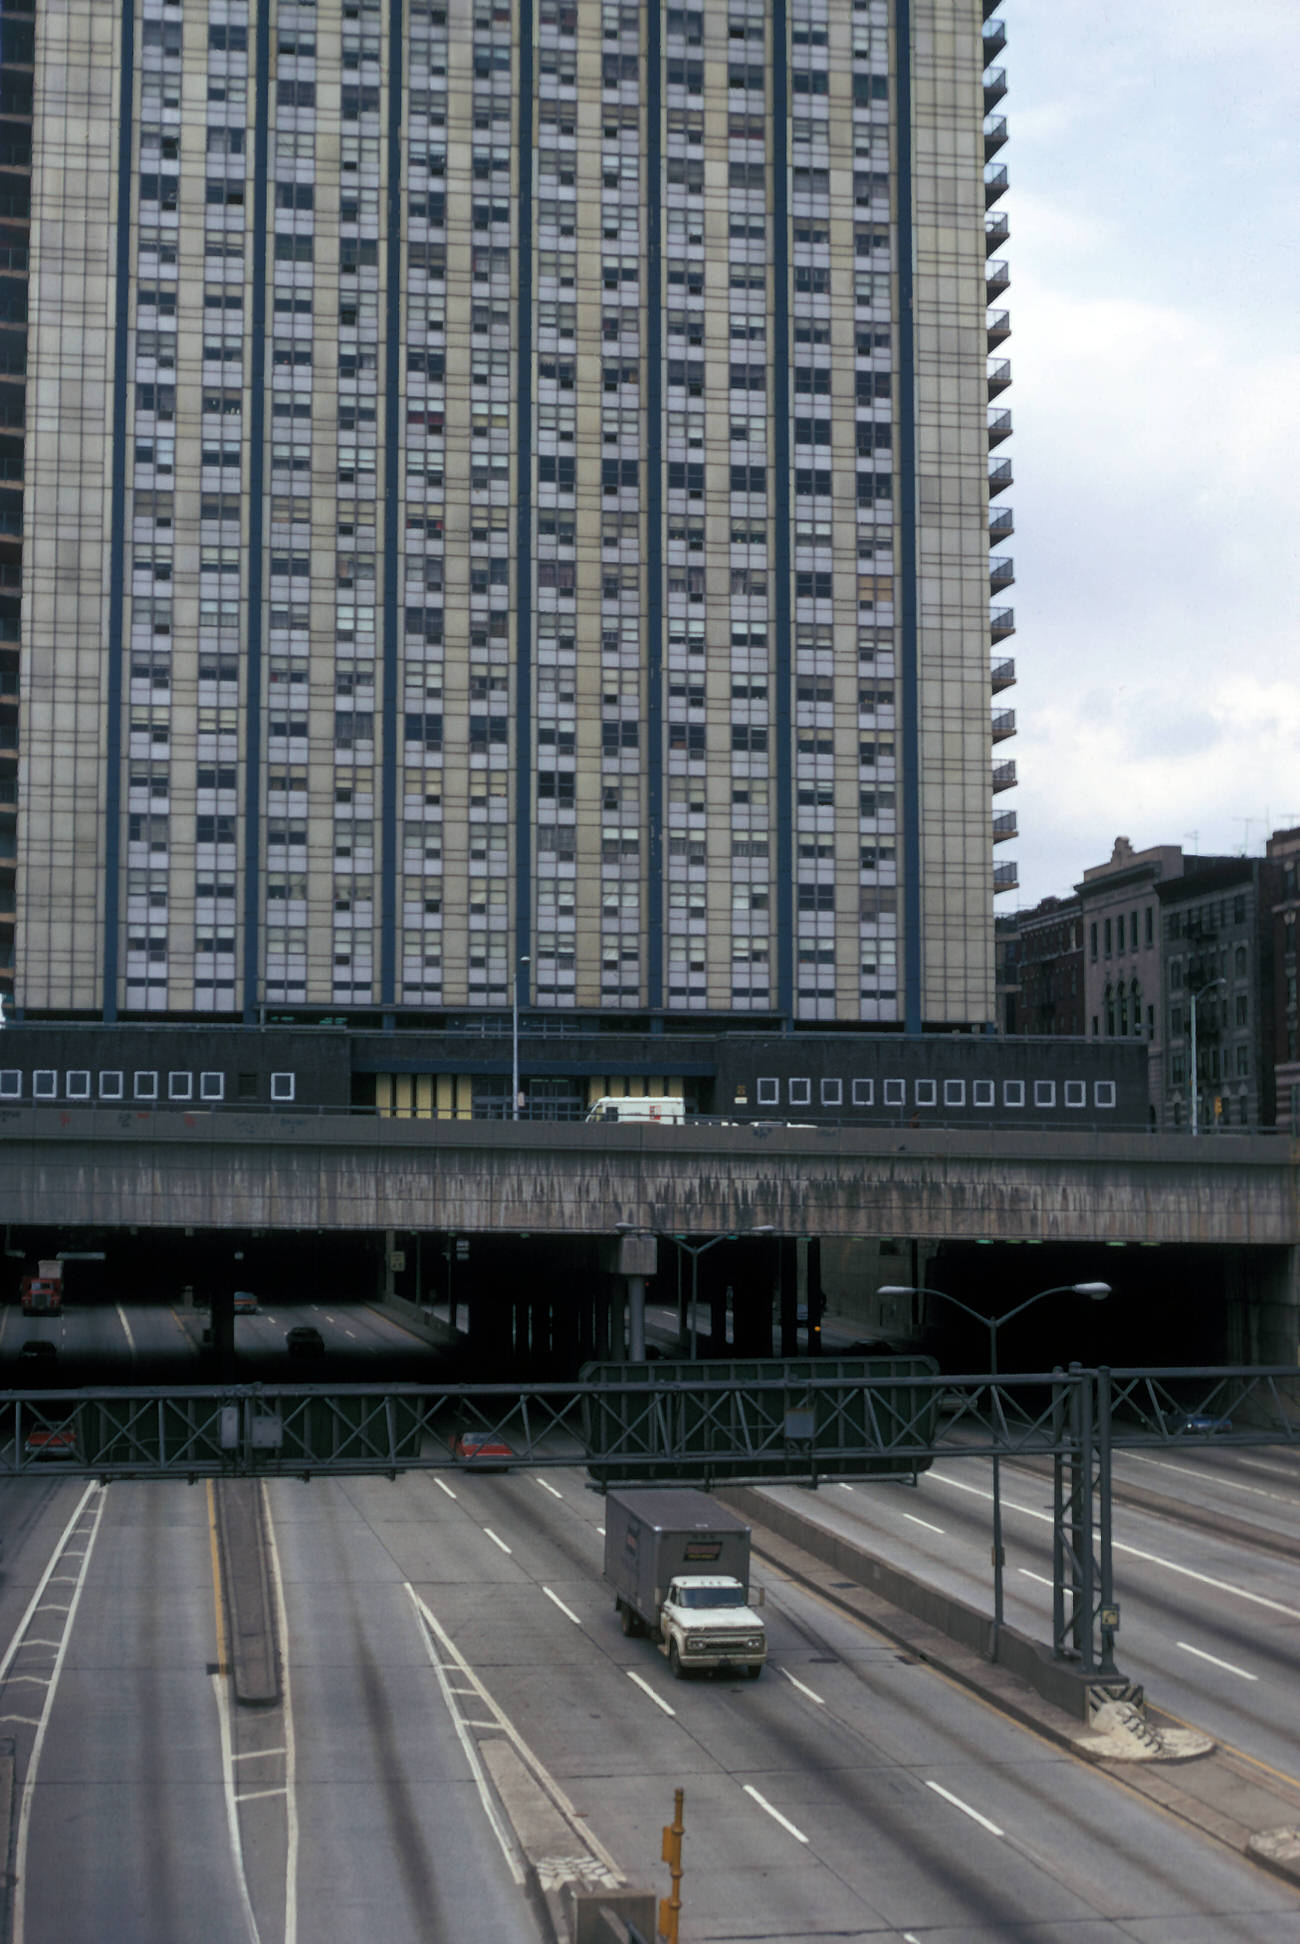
[999,1,1300,908]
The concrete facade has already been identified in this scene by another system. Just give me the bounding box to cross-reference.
[15,0,1011,1033]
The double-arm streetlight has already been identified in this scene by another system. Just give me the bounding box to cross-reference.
[878,1280,1110,1648]
[672,1227,774,1358]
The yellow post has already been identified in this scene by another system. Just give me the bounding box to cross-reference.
[658,1786,685,1943]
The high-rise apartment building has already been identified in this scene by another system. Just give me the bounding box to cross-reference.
[12,0,1013,1032]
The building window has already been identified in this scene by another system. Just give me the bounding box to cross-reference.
[33,1070,57,1100]
[756,1076,779,1105]
[1003,1080,1025,1108]
[1145,906,1153,946]
[1064,1080,1086,1108]
[820,1077,842,1107]
[851,1079,874,1106]
[943,1080,965,1107]
[134,1071,159,1101]
[0,1070,18,1099]
[200,1072,225,1101]
[883,1078,905,1106]
[99,1071,124,1100]
[972,1079,994,1109]
[1094,1081,1117,1109]
[1033,1080,1056,1107]
[788,1077,811,1106]
[1104,918,1112,956]
[1236,1045,1250,1077]
[270,1072,296,1103]
[66,1071,91,1101]
[914,1079,936,1107]
[168,1071,193,1101]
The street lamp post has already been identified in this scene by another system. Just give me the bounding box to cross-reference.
[878,1280,1110,1651]
[511,954,530,1122]
[1188,976,1224,1137]
[670,1227,773,1358]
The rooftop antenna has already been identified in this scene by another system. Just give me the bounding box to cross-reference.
[1235,817,1255,856]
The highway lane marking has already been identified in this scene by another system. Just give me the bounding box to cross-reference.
[261,1482,300,1944]
[4,1676,49,1688]
[434,1478,458,1499]
[1176,1641,1258,1682]
[1124,1451,1300,1507]
[232,1745,287,1760]
[837,1483,855,1492]
[627,1670,677,1717]
[0,1483,101,1688]
[542,1586,582,1625]
[778,1668,826,1706]
[1018,1570,1056,1590]
[596,1524,606,1536]
[483,1527,513,1555]
[344,1329,356,1339]
[115,1301,137,1357]
[742,1784,809,1844]
[12,1489,108,1944]
[211,1673,264,1944]
[924,1779,1004,1838]
[902,1513,945,1535]
[932,1471,1300,1620]
[405,1590,532,1886]
[0,1716,39,1729]
[235,1786,288,1805]
[535,1476,564,1499]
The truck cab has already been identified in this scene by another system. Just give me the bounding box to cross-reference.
[658,1574,766,1679]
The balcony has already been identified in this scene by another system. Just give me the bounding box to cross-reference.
[987,308,1010,349]
[989,504,1014,540]
[994,860,1019,893]
[987,357,1011,399]
[991,657,1016,693]
[992,708,1016,742]
[984,164,1009,209]
[983,17,1007,61]
[992,759,1017,792]
[987,407,1012,448]
[988,456,1013,497]
[990,606,1015,642]
[986,259,1010,302]
[983,67,1007,114]
[985,211,1009,255]
[984,116,1008,162]
[993,808,1018,843]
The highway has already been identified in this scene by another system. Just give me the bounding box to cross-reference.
[758,1444,1300,1778]
[0,1453,1292,1937]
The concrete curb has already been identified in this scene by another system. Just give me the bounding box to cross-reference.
[478,1737,634,1944]
[213,1479,280,1706]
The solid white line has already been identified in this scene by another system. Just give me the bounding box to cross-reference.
[924,1779,1004,1838]
[902,1513,945,1535]
[210,1673,263,1944]
[933,1469,1300,1620]
[405,1587,527,1885]
[778,1668,825,1706]
[261,1482,299,1944]
[235,1785,289,1805]
[1124,1451,1299,1507]
[13,1491,109,1944]
[115,1302,137,1357]
[535,1476,563,1499]
[626,1670,676,1717]
[0,1484,100,1688]
[434,1478,457,1499]
[1018,1570,1057,1589]
[542,1585,582,1625]
[1176,1640,1258,1682]
[232,1745,287,1761]
[742,1784,809,1845]
[482,1527,512,1555]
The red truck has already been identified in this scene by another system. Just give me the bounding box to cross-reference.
[20,1261,63,1315]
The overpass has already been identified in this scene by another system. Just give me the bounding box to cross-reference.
[1,1108,1297,1360]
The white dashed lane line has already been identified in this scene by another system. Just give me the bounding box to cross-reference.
[1176,1641,1258,1682]
[626,1670,676,1717]
[542,1586,582,1626]
[902,1513,945,1535]
[434,1478,457,1499]
[778,1667,826,1706]
[535,1476,563,1500]
[924,1779,1004,1839]
[743,1784,809,1845]
[482,1528,512,1556]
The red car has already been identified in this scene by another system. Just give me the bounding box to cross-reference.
[450,1429,514,1468]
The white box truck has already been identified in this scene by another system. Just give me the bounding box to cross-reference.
[604,1487,766,1679]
